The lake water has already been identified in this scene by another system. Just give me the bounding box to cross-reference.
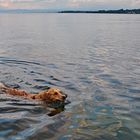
[0,13,140,140]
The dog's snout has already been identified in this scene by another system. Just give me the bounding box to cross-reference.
[62,94,67,100]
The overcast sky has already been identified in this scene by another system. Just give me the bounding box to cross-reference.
[0,0,140,10]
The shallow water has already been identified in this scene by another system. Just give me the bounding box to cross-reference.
[0,13,140,140]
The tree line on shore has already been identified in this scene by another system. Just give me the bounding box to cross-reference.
[59,9,140,14]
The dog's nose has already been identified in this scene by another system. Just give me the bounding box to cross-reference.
[62,94,67,100]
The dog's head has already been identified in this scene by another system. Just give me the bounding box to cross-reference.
[38,88,67,103]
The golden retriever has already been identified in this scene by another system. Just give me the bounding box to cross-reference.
[0,82,67,104]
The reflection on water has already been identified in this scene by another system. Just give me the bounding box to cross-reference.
[0,14,140,140]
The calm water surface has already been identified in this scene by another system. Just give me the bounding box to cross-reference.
[0,13,140,140]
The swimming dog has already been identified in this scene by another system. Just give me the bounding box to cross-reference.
[0,82,67,104]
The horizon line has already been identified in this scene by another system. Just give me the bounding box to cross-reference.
[0,8,140,13]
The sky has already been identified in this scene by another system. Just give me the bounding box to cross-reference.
[0,0,140,10]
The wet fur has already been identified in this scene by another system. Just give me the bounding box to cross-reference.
[0,83,67,103]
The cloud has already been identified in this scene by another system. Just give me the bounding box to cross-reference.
[0,0,58,9]
[0,0,12,8]
[0,0,140,9]
[69,0,140,9]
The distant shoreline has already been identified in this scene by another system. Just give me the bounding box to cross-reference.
[59,9,140,14]
[0,9,140,14]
